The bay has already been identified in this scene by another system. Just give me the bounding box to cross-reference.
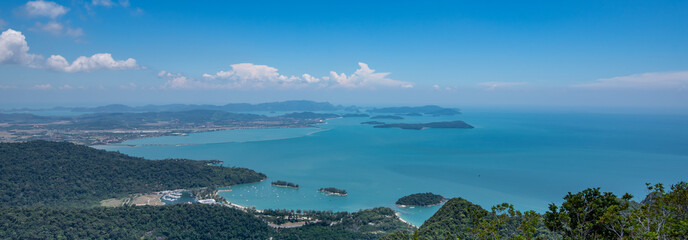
[99,110,688,226]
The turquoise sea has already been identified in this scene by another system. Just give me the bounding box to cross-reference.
[98,110,688,226]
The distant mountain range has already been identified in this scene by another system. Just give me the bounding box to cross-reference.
[70,100,345,113]
[2,101,461,116]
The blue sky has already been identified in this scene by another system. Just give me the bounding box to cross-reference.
[0,0,687,108]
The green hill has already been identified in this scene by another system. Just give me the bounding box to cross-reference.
[0,141,266,207]
[0,204,271,239]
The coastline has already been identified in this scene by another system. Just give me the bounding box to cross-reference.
[394,212,417,228]
[396,199,448,208]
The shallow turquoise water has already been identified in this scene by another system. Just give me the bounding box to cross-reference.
[99,110,688,226]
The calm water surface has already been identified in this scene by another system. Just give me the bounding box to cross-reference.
[98,110,688,226]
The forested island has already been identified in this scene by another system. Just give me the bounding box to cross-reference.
[271,180,300,188]
[395,193,447,207]
[373,121,474,130]
[319,187,348,196]
[368,105,461,116]
[371,115,404,120]
[0,141,266,207]
[361,121,385,125]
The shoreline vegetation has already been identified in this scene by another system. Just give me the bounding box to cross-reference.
[318,187,348,196]
[271,180,300,189]
[1,140,686,239]
[0,141,266,207]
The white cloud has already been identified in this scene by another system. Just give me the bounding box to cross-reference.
[32,84,52,90]
[1,28,138,72]
[159,71,196,89]
[328,62,413,88]
[58,84,73,89]
[478,81,526,90]
[574,71,688,90]
[0,29,41,67]
[302,74,320,83]
[193,62,413,89]
[46,53,139,72]
[24,0,69,19]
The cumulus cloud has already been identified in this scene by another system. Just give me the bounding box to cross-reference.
[478,81,526,90]
[0,29,42,67]
[23,0,68,19]
[159,71,196,89]
[46,53,138,72]
[329,62,413,88]
[574,71,688,90]
[1,29,138,72]
[191,62,412,89]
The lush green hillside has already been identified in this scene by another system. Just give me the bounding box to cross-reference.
[0,204,414,240]
[0,204,272,239]
[395,192,446,206]
[416,197,487,239]
[273,207,414,240]
[0,141,266,207]
[396,197,553,240]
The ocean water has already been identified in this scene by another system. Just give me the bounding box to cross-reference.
[98,110,688,226]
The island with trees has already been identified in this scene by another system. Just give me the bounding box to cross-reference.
[368,105,461,116]
[271,180,300,189]
[373,121,474,130]
[318,187,348,196]
[396,193,447,207]
[371,115,404,120]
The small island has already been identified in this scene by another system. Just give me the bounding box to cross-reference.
[271,180,299,189]
[343,113,370,118]
[361,121,385,125]
[374,121,474,130]
[396,192,447,207]
[318,187,348,196]
[371,115,404,120]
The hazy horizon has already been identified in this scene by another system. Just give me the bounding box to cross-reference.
[2,0,687,110]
